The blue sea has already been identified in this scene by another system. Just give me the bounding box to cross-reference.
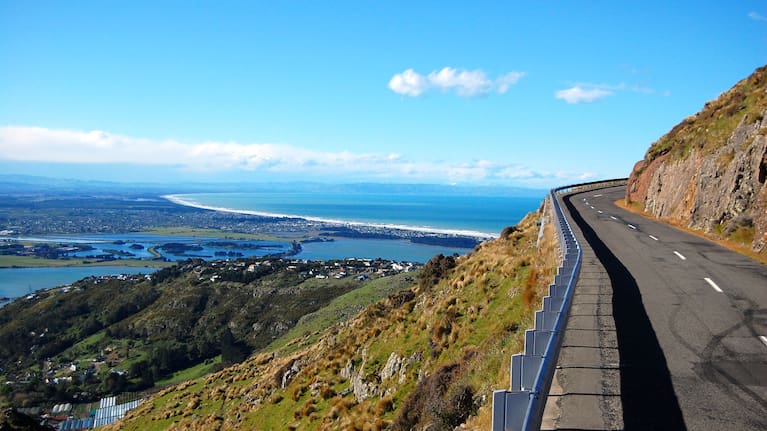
[168,191,543,238]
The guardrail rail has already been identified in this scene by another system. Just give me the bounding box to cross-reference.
[491,179,627,431]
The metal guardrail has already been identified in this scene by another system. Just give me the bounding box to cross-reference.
[491,178,628,431]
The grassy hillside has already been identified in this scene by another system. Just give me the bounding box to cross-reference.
[108,203,558,430]
[645,65,767,163]
[0,257,414,408]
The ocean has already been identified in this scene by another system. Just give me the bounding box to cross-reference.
[167,191,543,238]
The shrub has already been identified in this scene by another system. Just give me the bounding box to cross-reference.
[376,397,394,415]
[392,363,472,430]
[418,254,457,289]
[427,384,476,430]
[319,384,336,400]
[500,225,518,238]
[523,268,539,309]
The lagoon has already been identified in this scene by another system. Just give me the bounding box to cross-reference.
[14,233,292,260]
[0,234,473,297]
[0,266,155,301]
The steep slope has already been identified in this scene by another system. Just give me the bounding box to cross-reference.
[627,65,767,255]
[106,204,558,430]
[0,258,411,406]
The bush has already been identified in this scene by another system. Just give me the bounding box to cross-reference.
[500,225,518,238]
[418,254,456,289]
[392,363,475,430]
[427,384,475,430]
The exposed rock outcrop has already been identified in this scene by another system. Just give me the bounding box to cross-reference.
[627,65,767,254]
[343,347,378,403]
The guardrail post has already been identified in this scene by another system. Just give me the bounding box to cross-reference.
[491,178,628,431]
[535,310,559,331]
[543,295,564,312]
[492,390,531,431]
[525,329,554,356]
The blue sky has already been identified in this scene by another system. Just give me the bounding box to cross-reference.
[1,1,766,188]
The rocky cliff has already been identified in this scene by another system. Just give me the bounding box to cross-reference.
[627,65,767,255]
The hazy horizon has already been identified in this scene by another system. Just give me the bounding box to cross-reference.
[0,173,550,197]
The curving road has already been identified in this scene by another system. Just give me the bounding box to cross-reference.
[563,186,767,430]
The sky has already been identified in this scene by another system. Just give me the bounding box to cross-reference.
[1,1,766,188]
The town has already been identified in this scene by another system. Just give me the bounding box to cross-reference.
[0,193,485,248]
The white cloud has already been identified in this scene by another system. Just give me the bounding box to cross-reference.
[388,67,525,97]
[0,126,400,174]
[554,81,657,104]
[0,125,594,187]
[555,86,613,104]
[749,11,767,22]
[427,68,495,96]
[496,71,526,93]
[387,69,429,97]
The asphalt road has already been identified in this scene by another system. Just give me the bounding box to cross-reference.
[564,186,767,430]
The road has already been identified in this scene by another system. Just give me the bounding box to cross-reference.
[563,186,767,430]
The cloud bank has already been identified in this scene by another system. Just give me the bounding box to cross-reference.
[0,126,592,187]
[388,67,525,97]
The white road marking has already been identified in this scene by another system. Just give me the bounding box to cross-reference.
[593,194,602,197]
[610,216,618,220]
[704,277,723,293]
[759,336,767,348]
[627,224,637,230]
[673,251,686,260]
[649,235,658,241]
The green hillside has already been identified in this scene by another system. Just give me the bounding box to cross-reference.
[0,257,415,408]
[106,204,557,430]
[646,65,767,163]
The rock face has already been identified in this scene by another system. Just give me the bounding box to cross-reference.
[627,65,767,254]
[343,348,378,403]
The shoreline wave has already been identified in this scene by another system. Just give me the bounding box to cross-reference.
[163,194,496,240]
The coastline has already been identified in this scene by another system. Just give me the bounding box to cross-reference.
[162,194,498,240]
